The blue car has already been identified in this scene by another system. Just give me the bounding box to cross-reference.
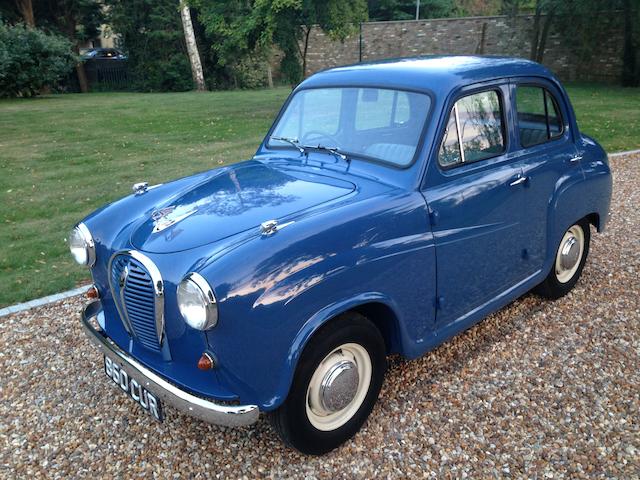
[73,56,612,454]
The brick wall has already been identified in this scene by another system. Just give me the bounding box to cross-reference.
[302,14,624,83]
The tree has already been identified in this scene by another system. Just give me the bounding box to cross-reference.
[179,2,206,91]
[29,0,104,93]
[193,0,269,89]
[253,0,368,83]
[368,0,455,21]
[105,0,193,92]
[529,0,555,63]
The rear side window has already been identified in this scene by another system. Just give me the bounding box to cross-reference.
[438,90,505,168]
[516,86,563,147]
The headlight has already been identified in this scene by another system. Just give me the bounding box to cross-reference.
[177,272,218,330]
[69,223,95,266]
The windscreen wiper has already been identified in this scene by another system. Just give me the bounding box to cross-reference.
[271,136,350,163]
[301,144,350,163]
[270,136,305,154]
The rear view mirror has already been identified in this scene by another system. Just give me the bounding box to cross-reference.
[362,89,379,102]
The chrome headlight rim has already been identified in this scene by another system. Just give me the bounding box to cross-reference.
[69,222,96,267]
[177,272,218,330]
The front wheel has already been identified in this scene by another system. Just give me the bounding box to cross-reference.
[269,313,386,455]
[535,219,591,299]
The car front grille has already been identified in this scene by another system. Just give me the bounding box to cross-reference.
[110,254,162,352]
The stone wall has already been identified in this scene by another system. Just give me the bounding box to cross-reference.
[302,14,624,83]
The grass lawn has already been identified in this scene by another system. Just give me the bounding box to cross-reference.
[0,84,638,307]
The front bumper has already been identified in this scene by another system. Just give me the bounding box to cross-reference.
[81,300,259,427]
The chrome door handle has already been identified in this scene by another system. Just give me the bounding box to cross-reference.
[569,155,582,163]
[509,176,527,186]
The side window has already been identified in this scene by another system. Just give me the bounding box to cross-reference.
[438,90,505,167]
[516,85,563,148]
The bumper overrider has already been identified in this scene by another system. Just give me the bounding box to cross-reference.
[81,300,259,427]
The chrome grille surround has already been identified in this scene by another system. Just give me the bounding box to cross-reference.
[108,250,165,351]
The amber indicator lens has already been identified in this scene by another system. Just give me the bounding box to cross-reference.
[86,286,99,299]
[198,353,214,370]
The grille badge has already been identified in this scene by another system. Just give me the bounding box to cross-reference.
[119,265,129,288]
[151,205,197,233]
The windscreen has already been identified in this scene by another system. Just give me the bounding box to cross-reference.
[268,87,431,167]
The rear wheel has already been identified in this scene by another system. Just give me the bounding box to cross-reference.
[269,313,386,455]
[535,219,590,299]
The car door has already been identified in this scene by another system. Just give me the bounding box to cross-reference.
[423,83,532,328]
[509,80,580,274]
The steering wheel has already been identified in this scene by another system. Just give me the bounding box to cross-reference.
[301,131,339,147]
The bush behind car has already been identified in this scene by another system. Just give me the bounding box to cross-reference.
[0,22,76,98]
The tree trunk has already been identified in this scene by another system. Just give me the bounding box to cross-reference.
[622,0,639,86]
[475,22,487,55]
[75,62,89,93]
[73,44,89,93]
[16,0,35,27]
[535,11,555,63]
[530,1,542,61]
[179,2,206,91]
[302,26,312,79]
[266,62,273,89]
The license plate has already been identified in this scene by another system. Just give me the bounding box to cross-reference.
[104,355,164,422]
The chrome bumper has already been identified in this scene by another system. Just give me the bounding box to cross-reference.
[81,300,259,427]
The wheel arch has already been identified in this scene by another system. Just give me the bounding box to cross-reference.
[267,294,405,411]
[584,212,601,232]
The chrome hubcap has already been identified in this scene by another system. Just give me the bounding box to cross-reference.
[306,343,372,431]
[555,225,585,284]
[560,236,579,270]
[320,360,359,412]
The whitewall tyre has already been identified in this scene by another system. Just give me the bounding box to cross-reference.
[268,313,386,455]
[535,219,591,299]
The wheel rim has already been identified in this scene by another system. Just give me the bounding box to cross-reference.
[555,224,585,284]
[305,343,372,431]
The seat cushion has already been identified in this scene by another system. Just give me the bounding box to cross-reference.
[365,143,416,166]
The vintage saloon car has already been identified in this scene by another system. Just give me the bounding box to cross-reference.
[73,56,612,454]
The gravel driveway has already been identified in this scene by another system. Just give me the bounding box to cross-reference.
[2,154,638,479]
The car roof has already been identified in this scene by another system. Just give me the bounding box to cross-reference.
[299,55,556,96]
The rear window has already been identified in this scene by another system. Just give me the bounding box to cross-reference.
[516,86,563,148]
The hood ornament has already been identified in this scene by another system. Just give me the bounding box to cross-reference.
[260,219,295,236]
[133,181,163,196]
[152,205,198,233]
[132,182,149,195]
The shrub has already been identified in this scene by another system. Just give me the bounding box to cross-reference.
[0,22,76,98]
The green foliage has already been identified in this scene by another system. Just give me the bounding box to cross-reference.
[368,0,455,21]
[193,0,269,89]
[32,0,104,45]
[104,0,193,92]
[0,22,76,97]
[253,0,368,84]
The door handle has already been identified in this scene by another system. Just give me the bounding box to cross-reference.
[569,155,582,164]
[509,176,527,187]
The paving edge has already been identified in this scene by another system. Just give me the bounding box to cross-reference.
[0,149,637,318]
[608,148,640,158]
[0,285,90,318]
